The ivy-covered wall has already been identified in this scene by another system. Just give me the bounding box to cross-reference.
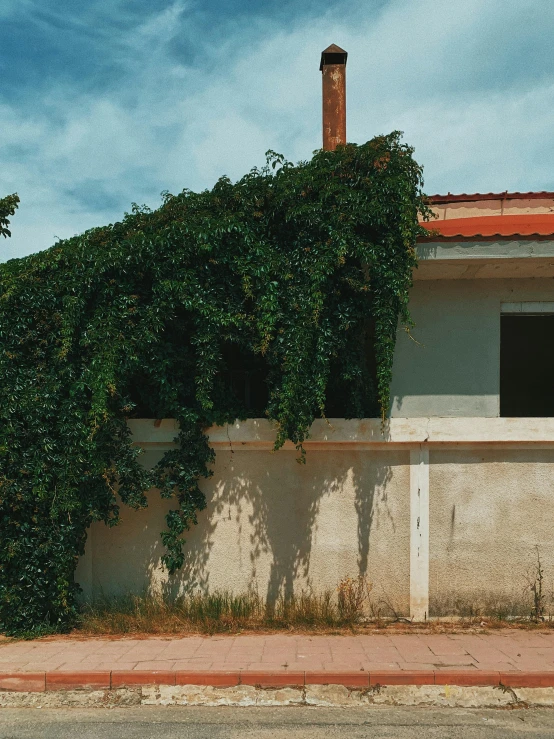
[0,135,429,634]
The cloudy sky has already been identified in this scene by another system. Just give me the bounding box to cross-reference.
[2,0,554,260]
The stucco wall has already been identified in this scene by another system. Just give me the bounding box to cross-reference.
[77,447,411,614]
[390,277,554,417]
[74,273,554,612]
[75,419,554,615]
[429,449,554,615]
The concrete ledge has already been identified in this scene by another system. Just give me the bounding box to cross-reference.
[413,240,554,280]
[4,669,554,691]
[128,417,554,450]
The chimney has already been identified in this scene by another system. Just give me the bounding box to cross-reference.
[320,44,347,151]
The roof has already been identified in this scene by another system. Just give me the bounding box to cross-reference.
[421,191,554,240]
[429,191,554,204]
[321,43,347,56]
[420,214,554,240]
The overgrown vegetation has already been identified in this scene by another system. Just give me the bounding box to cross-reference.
[78,577,373,635]
[0,134,430,635]
[74,576,554,636]
[0,194,20,239]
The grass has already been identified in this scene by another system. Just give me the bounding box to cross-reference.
[71,577,554,637]
[429,590,554,622]
[77,590,357,635]
[76,577,374,635]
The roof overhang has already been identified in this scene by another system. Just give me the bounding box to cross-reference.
[414,239,554,280]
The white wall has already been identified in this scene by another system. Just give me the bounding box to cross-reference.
[73,270,554,614]
[390,278,554,417]
[429,448,554,615]
[75,419,554,617]
[77,446,411,614]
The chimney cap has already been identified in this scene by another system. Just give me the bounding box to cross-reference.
[320,44,348,71]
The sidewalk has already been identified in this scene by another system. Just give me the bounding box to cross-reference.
[1,631,554,690]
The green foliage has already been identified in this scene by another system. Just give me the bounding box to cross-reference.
[0,194,19,239]
[0,134,430,635]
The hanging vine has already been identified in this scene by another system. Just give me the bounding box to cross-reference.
[0,194,20,239]
[0,134,431,635]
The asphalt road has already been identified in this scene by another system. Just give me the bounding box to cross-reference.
[0,706,553,738]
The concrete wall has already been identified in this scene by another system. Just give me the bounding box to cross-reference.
[75,418,554,616]
[390,278,554,417]
[74,271,554,614]
[77,446,411,614]
[429,448,554,615]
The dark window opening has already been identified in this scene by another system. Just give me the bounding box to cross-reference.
[126,377,163,419]
[125,344,270,420]
[321,52,347,66]
[125,323,379,420]
[500,314,554,417]
[219,343,269,416]
[324,318,379,418]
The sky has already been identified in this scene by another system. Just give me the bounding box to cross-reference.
[2,0,554,260]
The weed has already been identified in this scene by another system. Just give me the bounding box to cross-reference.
[527,546,546,622]
[337,576,372,621]
[77,579,374,635]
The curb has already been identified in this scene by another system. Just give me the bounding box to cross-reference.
[2,670,554,692]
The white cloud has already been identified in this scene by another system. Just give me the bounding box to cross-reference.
[2,0,554,260]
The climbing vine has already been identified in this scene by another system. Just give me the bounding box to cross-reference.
[0,194,20,239]
[0,134,431,635]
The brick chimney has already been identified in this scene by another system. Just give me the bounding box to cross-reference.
[320,44,347,151]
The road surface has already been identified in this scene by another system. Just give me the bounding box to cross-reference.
[0,706,553,738]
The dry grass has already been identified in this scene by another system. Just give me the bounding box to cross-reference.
[78,592,344,634]
[77,582,371,636]
[430,589,554,622]
[77,591,344,635]
[74,578,554,637]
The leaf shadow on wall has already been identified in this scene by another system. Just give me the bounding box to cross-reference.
[165,445,400,608]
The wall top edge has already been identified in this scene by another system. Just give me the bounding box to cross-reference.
[416,241,554,260]
[127,418,554,446]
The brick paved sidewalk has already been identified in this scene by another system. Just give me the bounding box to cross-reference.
[1,631,554,690]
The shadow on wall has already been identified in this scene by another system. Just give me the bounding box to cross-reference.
[165,447,397,607]
[81,444,408,611]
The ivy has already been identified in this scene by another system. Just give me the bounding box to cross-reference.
[0,194,19,239]
[0,134,431,635]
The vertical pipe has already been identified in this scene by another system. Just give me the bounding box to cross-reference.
[320,44,347,151]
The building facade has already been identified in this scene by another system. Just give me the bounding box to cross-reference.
[76,192,554,620]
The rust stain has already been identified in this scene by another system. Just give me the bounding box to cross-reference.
[320,44,347,151]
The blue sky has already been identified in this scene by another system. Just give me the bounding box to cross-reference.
[2,0,554,260]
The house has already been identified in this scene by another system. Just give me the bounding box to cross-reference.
[76,49,554,621]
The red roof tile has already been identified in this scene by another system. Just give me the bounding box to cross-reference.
[419,214,554,239]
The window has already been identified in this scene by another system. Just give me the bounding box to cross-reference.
[500,311,554,417]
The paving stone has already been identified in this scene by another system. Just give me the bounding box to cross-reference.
[3,630,554,688]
